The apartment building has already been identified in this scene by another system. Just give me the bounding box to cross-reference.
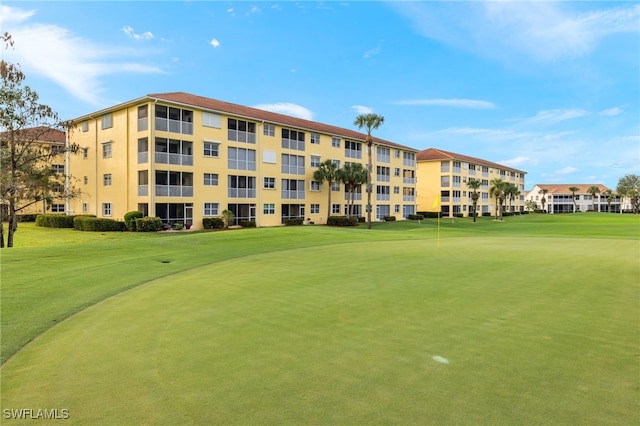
[525,184,621,213]
[66,92,418,229]
[416,148,526,217]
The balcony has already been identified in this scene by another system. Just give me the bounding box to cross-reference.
[229,188,257,198]
[155,152,193,166]
[403,195,415,202]
[138,185,148,197]
[403,177,415,184]
[138,152,148,164]
[156,118,193,135]
[155,185,194,197]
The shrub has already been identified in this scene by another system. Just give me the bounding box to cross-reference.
[17,214,38,222]
[124,211,143,231]
[203,217,225,229]
[357,216,366,223]
[240,220,257,228]
[74,216,125,232]
[407,214,424,221]
[482,212,493,217]
[383,216,396,222]
[327,216,358,226]
[418,211,440,219]
[454,213,464,218]
[284,218,303,226]
[36,214,74,228]
[134,216,163,232]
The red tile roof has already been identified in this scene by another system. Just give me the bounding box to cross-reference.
[416,147,526,174]
[147,92,417,151]
[0,127,65,144]
[531,184,611,194]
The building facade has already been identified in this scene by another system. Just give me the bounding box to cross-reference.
[66,92,418,229]
[525,184,621,213]
[416,148,526,217]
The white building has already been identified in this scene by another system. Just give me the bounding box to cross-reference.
[525,184,622,213]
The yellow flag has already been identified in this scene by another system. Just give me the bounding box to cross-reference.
[432,194,440,209]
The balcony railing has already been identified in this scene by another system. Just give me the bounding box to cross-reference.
[376,175,390,182]
[403,177,415,184]
[403,195,415,202]
[138,152,148,164]
[228,188,257,198]
[344,193,362,201]
[281,190,305,200]
[155,185,193,197]
[376,194,390,201]
[155,152,193,166]
[138,185,148,197]
[155,118,193,135]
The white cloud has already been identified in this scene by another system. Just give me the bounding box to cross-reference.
[352,105,373,114]
[227,8,235,16]
[556,166,579,174]
[248,6,261,15]
[1,5,162,106]
[363,46,381,59]
[209,38,220,48]
[521,109,588,123]
[599,107,622,116]
[253,103,314,120]
[122,26,154,40]
[500,156,539,168]
[395,98,496,109]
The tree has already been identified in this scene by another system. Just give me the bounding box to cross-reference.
[354,113,384,229]
[503,182,519,214]
[466,178,481,222]
[568,186,579,213]
[525,199,538,212]
[587,186,601,212]
[539,188,549,213]
[313,159,339,220]
[489,178,505,220]
[1,33,78,248]
[616,174,640,213]
[221,209,234,228]
[603,189,613,213]
[338,162,367,217]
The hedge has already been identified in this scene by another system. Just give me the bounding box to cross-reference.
[17,214,39,222]
[203,217,225,229]
[327,216,358,226]
[35,214,89,228]
[407,214,424,220]
[383,216,396,222]
[284,218,303,226]
[417,211,440,219]
[240,220,257,228]
[134,216,163,232]
[73,216,126,232]
[124,211,143,231]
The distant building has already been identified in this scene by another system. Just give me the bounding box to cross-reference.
[416,148,526,217]
[524,184,621,213]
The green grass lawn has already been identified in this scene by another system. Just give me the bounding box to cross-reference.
[1,214,639,424]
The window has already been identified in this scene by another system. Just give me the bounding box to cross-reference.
[81,121,89,132]
[376,166,390,182]
[282,128,305,151]
[228,118,256,143]
[281,179,305,199]
[52,164,65,174]
[101,113,112,130]
[264,203,275,214]
[394,149,401,158]
[102,203,112,216]
[345,140,362,159]
[376,185,390,201]
[202,112,221,128]
[310,204,320,214]
[310,133,320,144]
[203,202,219,216]
[377,147,390,163]
[310,155,321,167]
[203,141,220,157]
[331,182,340,191]
[263,124,275,137]
[156,105,193,134]
[138,105,148,131]
[155,138,193,166]
[103,173,112,186]
[228,175,256,198]
[82,147,88,159]
[394,167,400,177]
[102,142,112,159]
[394,204,400,214]
[83,176,88,185]
[264,177,276,189]
[441,161,450,173]
[204,173,218,186]
[281,154,305,175]
[331,137,340,148]
[228,147,256,171]
[394,186,400,194]
[403,152,416,167]
[453,176,461,187]
[441,176,450,187]
[310,181,321,191]
[51,204,65,213]
[332,204,341,214]
[82,203,88,213]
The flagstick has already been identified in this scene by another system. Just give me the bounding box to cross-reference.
[437,211,440,248]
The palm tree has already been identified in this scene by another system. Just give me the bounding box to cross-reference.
[338,162,367,217]
[466,178,481,222]
[354,113,384,229]
[587,185,601,211]
[313,159,339,220]
[603,189,613,212]
[503,183,518,214]
[568,186,579,212]
[489,178,505,220]
[539,188,548,212]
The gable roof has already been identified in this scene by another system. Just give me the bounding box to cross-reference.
[0,127,65,144]
[531,183,611,194]
[416,147,526,174]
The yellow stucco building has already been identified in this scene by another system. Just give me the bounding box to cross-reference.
[66,92,419,229]
[416,148,526,217]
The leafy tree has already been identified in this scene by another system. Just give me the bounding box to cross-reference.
[221,209,234,228]
[616,174,640,213]
[525,199,538,212]
[539,188,549,213]
[338,162,367,217]
[503,182,520,214]
[587,186,601,212]
[466,178,481,222]
[568,186,579,212]
[354,113,384,229]
[603,189,614,213]
[489,178,505,220]
[1,33,78,248]
[312,159,339,220]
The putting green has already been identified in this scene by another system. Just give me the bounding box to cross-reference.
[2,237,638,424]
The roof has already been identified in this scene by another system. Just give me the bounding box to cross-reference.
[416,148,526,174]
[0,127,65,144]
[531,183,611,194]
[70,92,417,152]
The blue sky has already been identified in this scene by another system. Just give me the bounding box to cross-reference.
[1,1,638,190]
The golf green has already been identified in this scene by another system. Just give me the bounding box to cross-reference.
[2,234,638,424]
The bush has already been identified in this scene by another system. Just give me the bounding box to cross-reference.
[383,216,396,222]
[407,214,424,221]
[357,216,366,223]
[36,214,74,228]
[124,211,143,231]
[17,214,38,222]
[284,218,303,226]
[134,216,163,232]
[327,216,358,226]
[482,212,493,217]
[418,211,440,219]
[203,217,225,229]
[73,216,125,232]
[454,213,464,218]
[240,220,256,228]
